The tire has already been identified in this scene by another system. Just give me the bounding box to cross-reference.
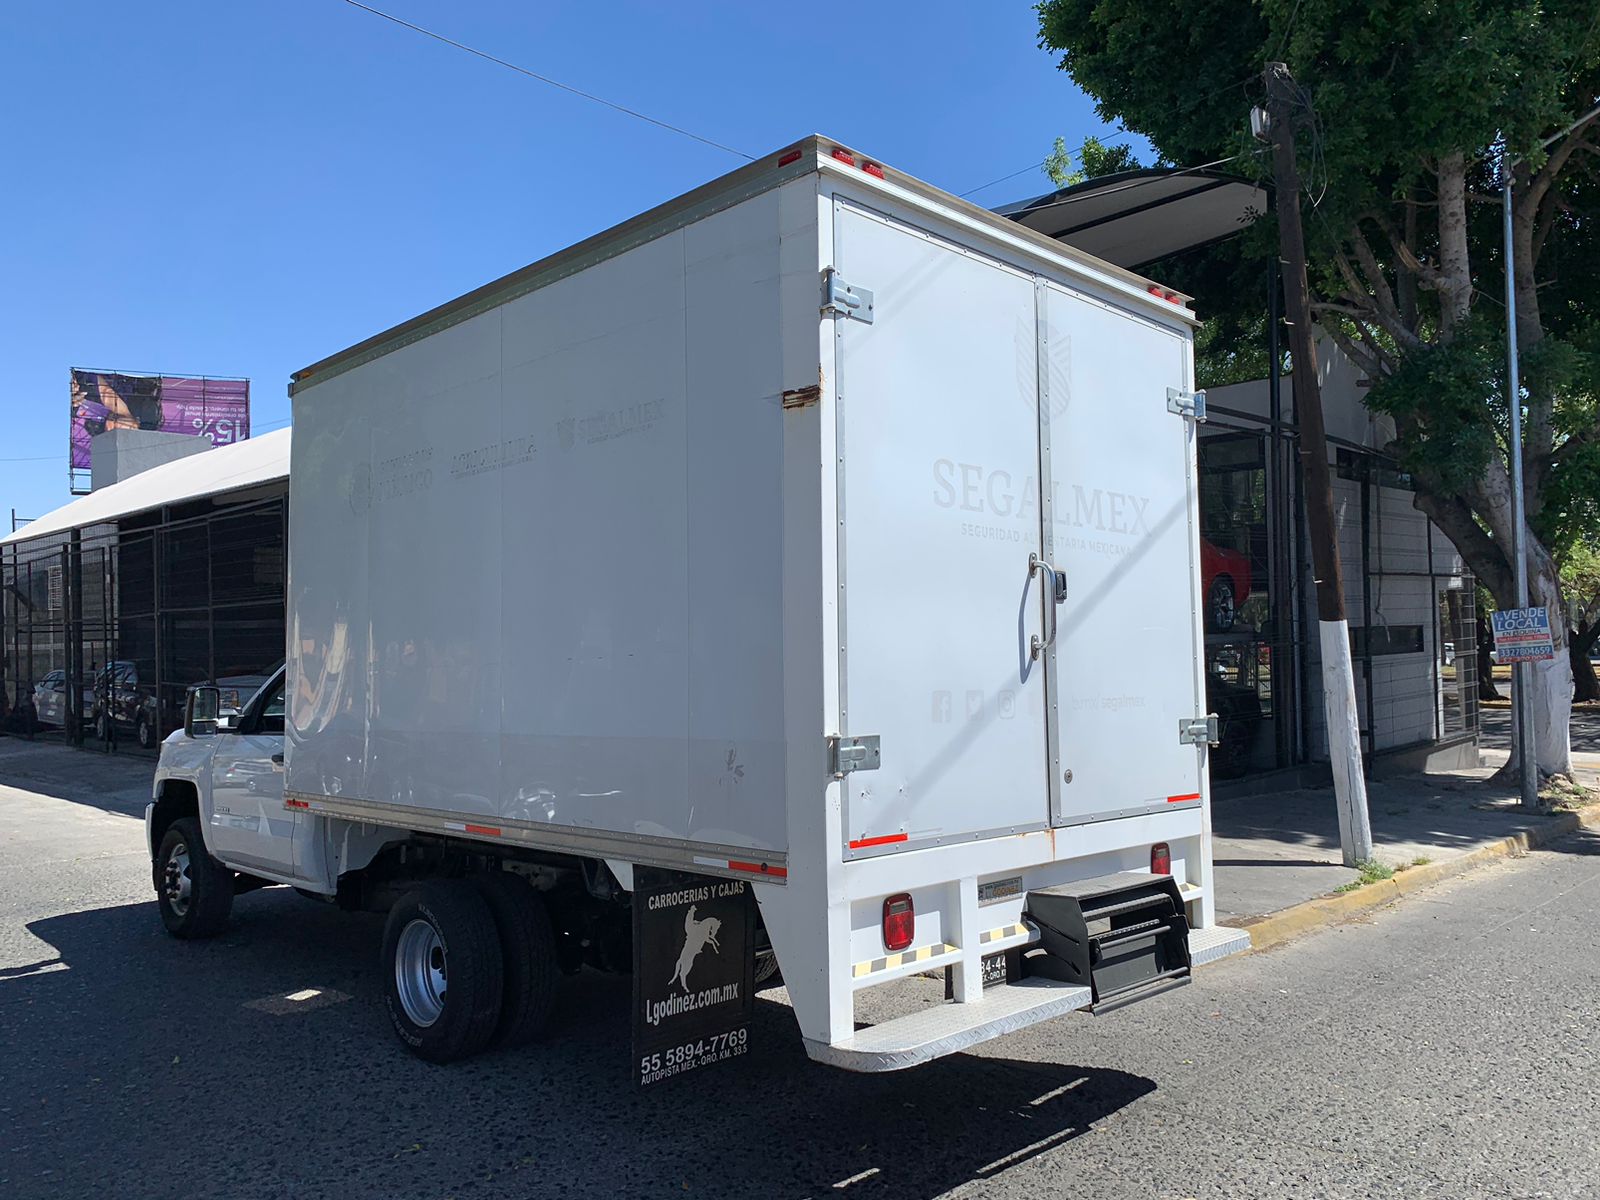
[95,712,111,743]
[137,713,155,750]
[1207,576,1237,632]
[474,872,558,1050]
[754,951,783,992]
[382,881,504,1064]
[155,817,234,938]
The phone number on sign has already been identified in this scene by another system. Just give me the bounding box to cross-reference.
[639,1028,748,1085]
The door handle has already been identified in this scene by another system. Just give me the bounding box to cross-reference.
[270,753,284,766]
[1029,553,1063,661]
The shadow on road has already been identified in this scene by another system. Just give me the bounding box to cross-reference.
[3,890,1156,1200]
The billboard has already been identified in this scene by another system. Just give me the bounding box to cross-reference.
[70,369,250,472]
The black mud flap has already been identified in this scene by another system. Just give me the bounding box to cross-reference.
[1024,872,1192,1013]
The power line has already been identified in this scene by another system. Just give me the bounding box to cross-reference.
[962,72,1263,200]
[960,130,1141,199]
[337,0,753,161]
[0,454,63,463]
[1003,151,1256,218]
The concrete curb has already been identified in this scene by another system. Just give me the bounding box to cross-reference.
[1238,804,1600,953]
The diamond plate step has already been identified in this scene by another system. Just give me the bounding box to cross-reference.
[804,977,1093,1073]
[1187,924,1251,965]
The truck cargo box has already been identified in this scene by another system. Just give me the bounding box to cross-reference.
[284,135,1245,1067]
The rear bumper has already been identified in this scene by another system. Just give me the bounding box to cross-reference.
[803,924,1250,1072]
[804,976,1092,1072]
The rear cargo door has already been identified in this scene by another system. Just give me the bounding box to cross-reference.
[831,199,1052,855]
[1040,282,1202,824]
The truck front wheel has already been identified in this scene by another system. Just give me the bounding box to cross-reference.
[382,881,504,1063]
[155,817,234,938]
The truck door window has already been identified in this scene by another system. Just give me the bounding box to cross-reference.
[256,678,286,735]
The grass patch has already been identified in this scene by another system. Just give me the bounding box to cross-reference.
[1541,774,1599,811]
[1333,859,1396,894]
[1412,855,1432,867]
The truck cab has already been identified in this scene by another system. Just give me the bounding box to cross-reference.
[147,668,302,930]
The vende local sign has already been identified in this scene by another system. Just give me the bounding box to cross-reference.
[1490,607,1556,662]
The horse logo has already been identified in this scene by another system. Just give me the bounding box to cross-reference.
[668,904,722,992]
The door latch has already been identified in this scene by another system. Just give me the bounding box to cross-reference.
[822,269,875,324]
[1167,387,1207,423]
[828,734,881,776]
[1178,715,1220,746]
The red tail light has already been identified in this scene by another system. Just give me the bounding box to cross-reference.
[882,893,914,951]
[1151,843,1172,875]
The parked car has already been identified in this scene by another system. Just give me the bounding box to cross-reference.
[90,661,160,749]
[30,669,92,728]
[1200,538,1253,632]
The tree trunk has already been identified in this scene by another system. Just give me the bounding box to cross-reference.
[1478,614,1501,701]
[1435,153,1473,337]
[1572,620,1600,703]
[1518,555,1575,780]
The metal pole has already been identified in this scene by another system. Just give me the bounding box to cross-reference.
[1502,173,1537,808]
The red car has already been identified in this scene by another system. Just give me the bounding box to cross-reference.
[1200,538,1253,631]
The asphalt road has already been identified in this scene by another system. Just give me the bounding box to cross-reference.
[3,753,1599,1199]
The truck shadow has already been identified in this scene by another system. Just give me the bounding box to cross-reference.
[4,891,1158,1200]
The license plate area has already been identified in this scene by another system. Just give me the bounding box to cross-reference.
[945,947,1021,997]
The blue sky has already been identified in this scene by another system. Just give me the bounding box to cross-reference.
[0,1,1139,522]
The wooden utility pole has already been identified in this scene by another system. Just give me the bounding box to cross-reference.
[1263,62,1374,866]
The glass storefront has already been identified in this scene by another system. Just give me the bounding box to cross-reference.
[2,493,286,756]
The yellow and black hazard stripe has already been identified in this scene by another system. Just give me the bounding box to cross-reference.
[979,922,1032,946]
[852,942,957,979]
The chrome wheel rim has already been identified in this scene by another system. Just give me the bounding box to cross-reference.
[163,842,193,916]
[395,918,447,1028]
[1211,583,1234,628]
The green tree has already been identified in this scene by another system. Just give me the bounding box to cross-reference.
[1043,134,1144,187]
[1038,0,1600,780]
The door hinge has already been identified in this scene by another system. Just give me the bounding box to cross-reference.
[822,268,874,324]
[1167,387,1207,423]
[828,734,881,776]
[1178,715,1220,746]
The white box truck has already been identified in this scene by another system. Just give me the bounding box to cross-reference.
[148,135,1248,1077]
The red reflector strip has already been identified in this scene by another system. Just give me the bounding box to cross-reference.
[285,797,309,810]
[1167,792,1201,804]
[728,860,787,878]
[849,832,909,849]
[463,823,501,837]
[777,149,803,167]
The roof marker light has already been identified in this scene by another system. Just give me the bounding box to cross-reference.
[862,161,885,179]
[832,148,857,166]
[777,149,803,167]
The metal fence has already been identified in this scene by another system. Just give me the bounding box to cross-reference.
[2,493,285,756]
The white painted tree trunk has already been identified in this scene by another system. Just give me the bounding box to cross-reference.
[1320,618,1373,866]
[1511,561,1575,782]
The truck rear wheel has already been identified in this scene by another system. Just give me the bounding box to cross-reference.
[382,881,504,1063]
[155,817,234,938]
[474,872,558,1050]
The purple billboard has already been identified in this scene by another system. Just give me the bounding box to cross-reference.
[70,369,250,471]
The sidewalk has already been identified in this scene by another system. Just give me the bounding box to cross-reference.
[1210,706,1600,926]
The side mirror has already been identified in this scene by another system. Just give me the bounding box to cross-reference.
[185,687,221,738]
